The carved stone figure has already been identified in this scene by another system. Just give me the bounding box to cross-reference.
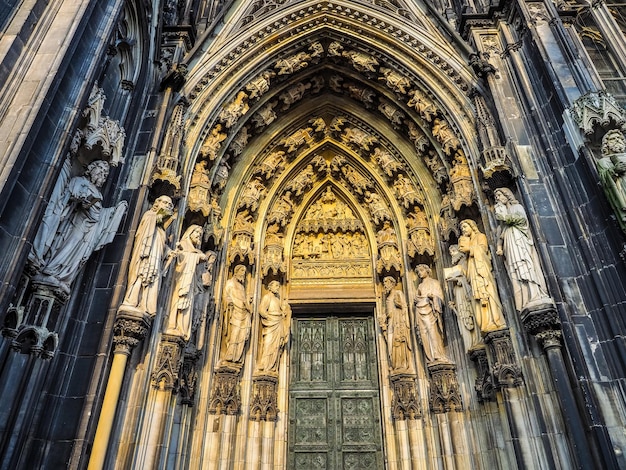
[449,151,475,210]
[393,174,422,209]
[281,126,315,153]
[165,225,208,340]
[414,265,451,365]
[444,244,480,352]
[252,101,278,128]
[119,195,174,316]
[494,188,551,311]
[378,99,405,127]
[376,221,402,274]
[219,91,249,128]
[341,127,378,151]
[372,147,404,177]
[364,191,390,225]
[285,164,315,196]
[220,265,252,365]
[407,121,430,153]
[201,125,227,160]
[279,82,311,110]
[342,50,379,72]
[380,277,413,374]
[245,70,276,99]
[204,196,224,246]
[255,281,291,374]
[238,177,265,212]
[597,129,626,225]
[267,191,295,227]
[274,51,311,75]
[458,219,506,334]
[432,118,460,155]
[406,207,435,259]
[230,126,250,156]
[344,82,376,107]
[379,67,411,94]
[30,160,128,294]
[341,164,373,195]
[255,151,285,179]
[407,89,438,122]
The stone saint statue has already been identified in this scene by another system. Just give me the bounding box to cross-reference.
[414,265,451,365]
[255,280,291,374]
[494,188,551,312]
[165,225,209,340]
[119,195,174,316]
[597,129,626,224]
[444,245,480,352]
[221,265,252,365]
[380,277,413,374]
[458,219,506,335]
[30,159,127,294]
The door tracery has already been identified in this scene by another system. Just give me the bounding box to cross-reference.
[289,315,383,470]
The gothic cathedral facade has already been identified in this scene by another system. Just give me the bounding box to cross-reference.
[1,1,626,469]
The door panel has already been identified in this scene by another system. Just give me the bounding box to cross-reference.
[289,316,383,469]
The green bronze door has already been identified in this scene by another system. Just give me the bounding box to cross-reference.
[288,315,383,469]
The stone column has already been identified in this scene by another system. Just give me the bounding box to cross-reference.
[87,311,150,470]
[522,305,595,470]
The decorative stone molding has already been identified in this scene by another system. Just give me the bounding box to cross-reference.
[390,374,421,420]
[570,90,626,136]
[151,335,185,390]
[208,367,242,415]
[179,348,201,405]
[469,346,496,403]
[484,328,523,388]
[249,375,279,421]
[521,304,562,349]
[113,311,151,356]
[427,363,463,413]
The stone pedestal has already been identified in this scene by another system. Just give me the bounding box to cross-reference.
[484,328,523,388]
[469,346,495,402]
[209,364,242,415]
[427,362,463,413]
[249,374,279,421]
[390,373,420,420]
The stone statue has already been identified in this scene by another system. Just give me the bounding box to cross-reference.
[165,225,209,340]
[494,188,551,312]
[30,159,127,294]
[458,219,506,335]
[597,129,626,224]
[220,265,252,365]
[119,195,174,316]
[380,277,413,374]
[255,281,291,374]
[414,265,452,365]
[444,245,480,352]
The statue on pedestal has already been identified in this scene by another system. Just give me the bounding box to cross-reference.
[220,265,252,366]
[414,265,451,365]
[380,277,413,374]
[165,225,209,340]
[119,195,174,316]
[458,219,506,335]
[255,280,291,374]
[30,159,127,294]
[596,129,626,225]
[494,188,552,312]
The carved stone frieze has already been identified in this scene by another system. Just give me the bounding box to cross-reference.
[249,376,279,421]
[570,90,626,135]
[427,363,463,413]
[208,367,242,415]
[390,374,421,420]
[484,328,523,388]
